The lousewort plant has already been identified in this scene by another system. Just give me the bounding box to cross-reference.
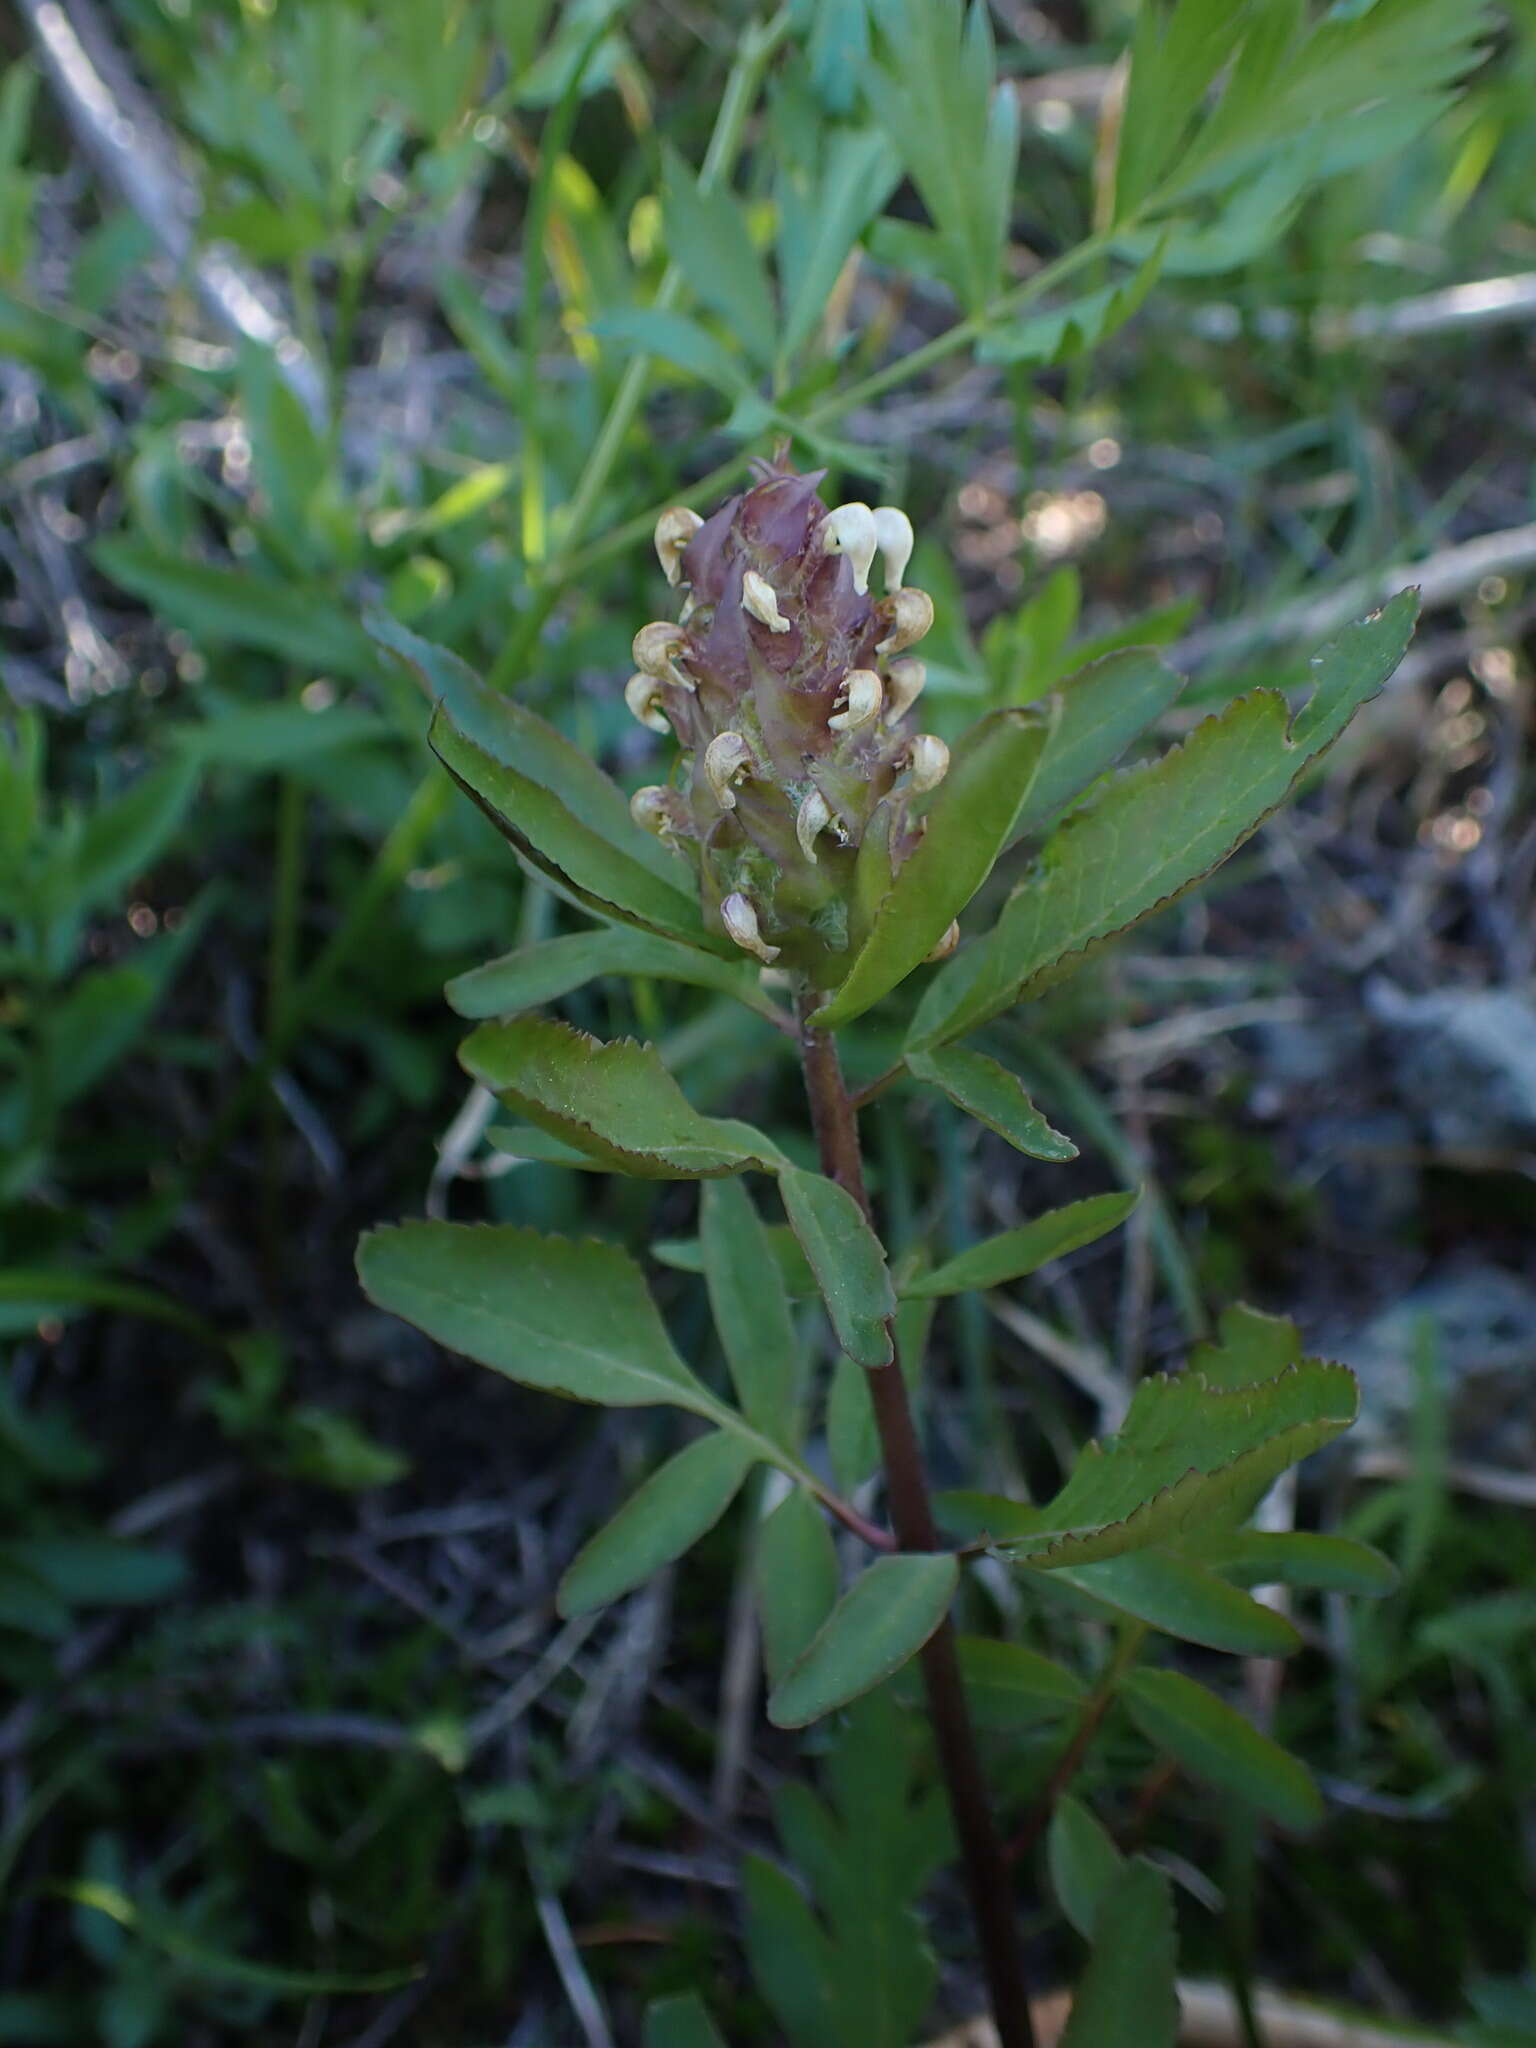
[360,463,1417,2048]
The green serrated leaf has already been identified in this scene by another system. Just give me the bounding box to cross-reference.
[1024,1417,1359,1572]
[1123,1666,1324,1832]
[557,1430,758,1615]
[1049,1794,1126,1939]
[902,1189,1137,1299]
[446,927,766,1020]
[368,613,714,948]
[1002,1359,1358,1569]
[1059,1859,1179,2048]
[702,1177,799,1442]
[907,1043,1078,1162]
[460,1016,787,1177]
[957,1636,1086,1731]
[432,699,704,935]
[486,1124,618,1170]
[1010,647,1186,843]
[933,1500,1302,1652]
[778,1166,895,1368]
[356,1221,722,1417]
[652,1223,817,1296]
[1189,1302,1303,1388]
[1059,1356,1356,1526]
[813,707,1052,1028]
[768,1552,958,1728]
[934,1488,1047,1545]
[757,1488,839,1689]
[910,594,1418,1050]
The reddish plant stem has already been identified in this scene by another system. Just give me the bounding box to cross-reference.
[796,993,1037,2048]
[1005,1625,1148,1866]
[1004,1684,1117,1867]
[813,1484,896,1552]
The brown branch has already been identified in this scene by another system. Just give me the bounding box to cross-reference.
[931,1983,1460,2048]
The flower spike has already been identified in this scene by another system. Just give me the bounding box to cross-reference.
[618,463,965,981]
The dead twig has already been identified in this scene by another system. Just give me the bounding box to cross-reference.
[1178,522,1536,671]
[931,1982,1461,2048]
[532,1883,614,2048]
[18,0,325,422]
[1354,1449,1536,1510]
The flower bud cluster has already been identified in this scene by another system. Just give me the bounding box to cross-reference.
[626,462,942,982]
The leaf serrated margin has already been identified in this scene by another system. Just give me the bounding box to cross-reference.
[909,593,1418,1049]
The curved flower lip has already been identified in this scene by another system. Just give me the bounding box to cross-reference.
[886,658,926,722]
[655,506,704,586]
[633,622,694,689]
[721,889,779,963]
[625,672,671,733]
[742,569,792,634]
[817,503,879,596]
[796,786,833,862]
[876,587,934,659]
[704,730,754,809]
[906,733,949,792]
[828,668,882,732]
[872,506,914,591]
